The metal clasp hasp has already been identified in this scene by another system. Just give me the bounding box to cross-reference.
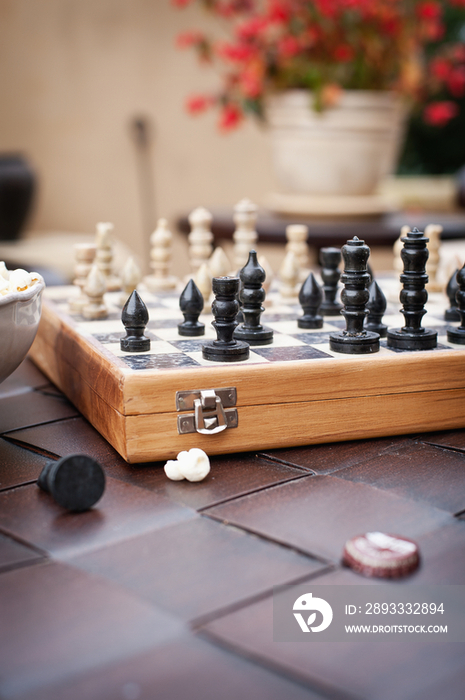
[176,387,238,435]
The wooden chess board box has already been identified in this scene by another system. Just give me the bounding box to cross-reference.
[29,284,465,463]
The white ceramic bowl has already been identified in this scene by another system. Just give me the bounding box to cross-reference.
[0,275,45,384]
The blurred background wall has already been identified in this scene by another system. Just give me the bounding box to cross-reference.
[0,0,276,270]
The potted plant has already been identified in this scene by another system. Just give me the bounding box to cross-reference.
[173,0,465,212]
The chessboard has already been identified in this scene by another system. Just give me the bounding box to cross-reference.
[29,279,465,463]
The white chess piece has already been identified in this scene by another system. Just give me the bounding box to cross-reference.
[194,262,212,312]
[285,224,310,280]
[69,242,96,314]
[188,207,213,275]
[233,199,258,270]
[95,221,120,292]
[279,250,299,300]
[121,257,142,306]
[425,223,443,293]
[208,246,231,278]
[144,218,177,291]
[83,263,108,319]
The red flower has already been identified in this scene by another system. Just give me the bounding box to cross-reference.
[176,31,205,49]
[447,66,465,98]
[423,101,459,127]
[218,103,243,130]
[277,36,301,59]
[334,44,354,63]
[218,42,256,62]
[416,1,442,20]
[186,94,212,114]
[171,0,193,6]
[430,57,452,81]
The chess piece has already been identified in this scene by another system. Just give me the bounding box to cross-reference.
[365,279,388,337]
[330,236,380,354]
[279,250,299,300]
[178,279,205,336]
[387,228,438,350]
[343,532,420,579]
[202,277,249,362]
[393,225,410,277]
[447,263,465,344]
[95,221,120,291]
[445,268,460,321]
[286,224,309,280]
[425,223,443,293]
[298,272,323,329]
[259,255,274,299]
[121,290,151,352]
[208,246,231,278]
[120,256,142,306]
[194,262,212,312]
[144,218,177,291]
[69,242,96,314]
[188,207,213,275]
[38,454,105,511]
[233,199,258,270]
[83,264,108,320]
[319,247,343,315]
[234,250,273,345]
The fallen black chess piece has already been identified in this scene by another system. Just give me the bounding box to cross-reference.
[37,454,105,512]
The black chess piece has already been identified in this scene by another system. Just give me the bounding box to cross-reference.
[234,250,273,345]
[202,277,249,362]
[387,227,438,351]
[447,263,465,344]
[329,236,380,354]
[445,268,460,321]
[365,279,387,337]
[121,290,150,352]
[178,279,205,336]
[38,454,105,511]
[319,247,343,315]
[298,272,323,329]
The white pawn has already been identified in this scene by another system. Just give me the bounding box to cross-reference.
[69,242,96,314]
[279,250,299,300]
[425,223,443,293]
[194,262,213,312]
[144,218,177,292]
[188,207,213,275]
[95,221,120,292]
[208,246,231,278]
[120,257,142,306]
[286,224,310,280]
[233,199,258,270]
[83,264,108,319]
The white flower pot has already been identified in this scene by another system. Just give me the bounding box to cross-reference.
[265,90,407,214]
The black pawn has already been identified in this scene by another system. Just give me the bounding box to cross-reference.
[447,263,465,344]
[319,247,343,315]
[387,228,437,351]
[445,268,460,321]
[121,290,150,352]
[38,454,105,511]
[234,250,273,345]
[178,279,205,336]
[202,277,249,362]
[365,279,387,337]
[298,272,323,329]
[329,236,380,354]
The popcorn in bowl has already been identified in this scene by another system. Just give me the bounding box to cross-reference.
[0,262,45,384]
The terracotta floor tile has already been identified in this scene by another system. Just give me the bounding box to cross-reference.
[259,435,419,475]
[0,561,185,699]
[420,428,465,453]
[204,475,453,562]
[69,516,328,623]
[0,391,78,434]
[0,358,49,399]
[0,477,197,559]
[202,594,465,700]
[17,635,327,700]
[0,532,43,573]
[0,438,50,490]
[333,443,465,513]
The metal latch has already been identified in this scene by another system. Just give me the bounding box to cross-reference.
[176,387,238,435]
